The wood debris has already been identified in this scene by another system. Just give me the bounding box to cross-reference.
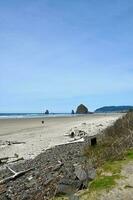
[0,166,33,185]
[0,154,23,165]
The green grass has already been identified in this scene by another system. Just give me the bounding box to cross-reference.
[52,196,68,200]
[79,148,133,200]
[102,160,122,174]
[53,149,133,200]
[89,175,120,191]
[125,149,133,160]
[89,149,133,191]
[89,160,122,192]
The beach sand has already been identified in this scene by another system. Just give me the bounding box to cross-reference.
[0,113,123,160]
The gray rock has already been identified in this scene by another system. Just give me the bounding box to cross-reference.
[87,168,96,180]
[74,165,87,181]
[58,177,81,193]
[74,164,96,181]
[0,136,93,200]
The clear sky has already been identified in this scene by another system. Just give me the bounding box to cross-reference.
[1,0,133,113]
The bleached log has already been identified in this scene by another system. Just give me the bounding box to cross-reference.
[6,141,25,145]
[0,155,21,164]
[0,157,9,161]
[0,166,33,185]
[11,141,26,145]
[7,157,24,164]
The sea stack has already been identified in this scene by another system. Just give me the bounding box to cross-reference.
[45,110,49,114]
[71,110,75,114]
[76,104,89,114]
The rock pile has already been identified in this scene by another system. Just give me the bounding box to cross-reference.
[0,138,95,200]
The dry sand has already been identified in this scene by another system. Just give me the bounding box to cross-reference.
[0,113,123,160]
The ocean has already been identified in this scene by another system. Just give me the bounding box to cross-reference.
[0,113,76,119]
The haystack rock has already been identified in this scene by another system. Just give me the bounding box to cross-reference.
[76,104,89,114]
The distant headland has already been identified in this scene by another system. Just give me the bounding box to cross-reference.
[95,106,133,113]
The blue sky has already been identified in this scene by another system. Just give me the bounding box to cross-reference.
[0,0,133,112]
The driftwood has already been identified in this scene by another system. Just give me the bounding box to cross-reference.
[68,137,84,143]
[53,162,64,171]
[0,157,13,164]
[7,157,24,164]
[0,157,10,161]
[11,141,25,145]
[6,141,25,145]
[0,160,7,164]
[0,166,33,185]
[0,155,20,164]
[0,141,26,147]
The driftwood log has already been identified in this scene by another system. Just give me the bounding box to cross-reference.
[0,166,33,185]
[0,157,14,164]
[6,141,25,145]
[7,157,24,164]
[0,155,23,164]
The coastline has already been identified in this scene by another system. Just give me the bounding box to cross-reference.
[0,113,123,161]
[0,113,125,199]
[0,112,123,119]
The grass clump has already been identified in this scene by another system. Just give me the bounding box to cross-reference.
[52,195,68,200]
[84,111,133,167]
[89,175,120,191]
[89,149,133,192]
[79,148,133,200]
[79,174,121,200]
[102,160,122,175]
[89,159,123,191]
[125,149,133,160]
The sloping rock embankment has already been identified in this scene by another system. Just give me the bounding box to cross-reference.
[0,136,95,200]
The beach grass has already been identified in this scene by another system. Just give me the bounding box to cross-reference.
[53,149,133,200]
[79,148,133,199]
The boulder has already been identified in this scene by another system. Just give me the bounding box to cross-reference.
[74,165,87,181]
[57,178,81,194]
[74,163,96,183]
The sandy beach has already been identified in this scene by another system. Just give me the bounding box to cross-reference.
[0,113,123,160]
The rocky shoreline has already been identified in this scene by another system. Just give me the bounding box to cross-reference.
[0,114,123,200]
[0,135,96,200]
